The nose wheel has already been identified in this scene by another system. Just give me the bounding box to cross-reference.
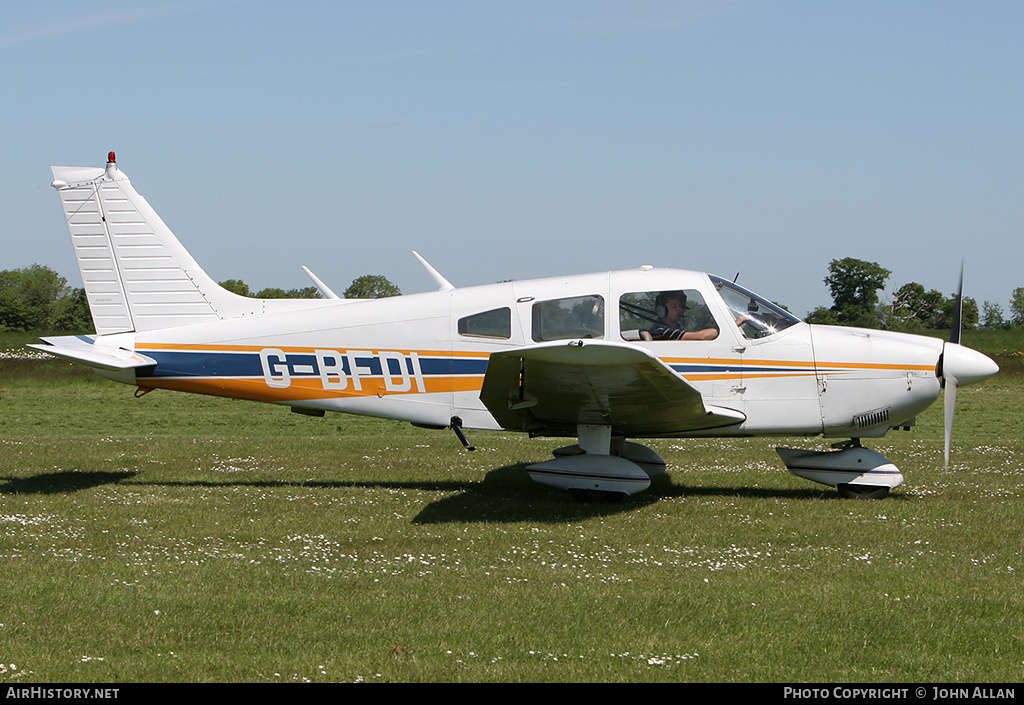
[836,483,890,500]
[776,443,903,499]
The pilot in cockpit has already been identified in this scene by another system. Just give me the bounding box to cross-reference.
[648,291,720,341]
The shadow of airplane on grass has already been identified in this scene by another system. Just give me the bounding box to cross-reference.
[0,470,139,495]
[1,463,892,523]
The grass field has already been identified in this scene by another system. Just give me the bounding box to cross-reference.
[1,331,1022,682]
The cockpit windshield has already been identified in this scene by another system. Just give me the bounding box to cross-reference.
[710,275,801,339]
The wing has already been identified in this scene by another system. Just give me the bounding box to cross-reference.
[479,340,745,437]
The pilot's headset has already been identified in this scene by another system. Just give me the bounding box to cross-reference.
[655,291,688,319]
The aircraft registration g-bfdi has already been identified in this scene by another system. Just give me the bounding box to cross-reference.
[34,153,999,501]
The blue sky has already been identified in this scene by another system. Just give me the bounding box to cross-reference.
[2,0,1021,318]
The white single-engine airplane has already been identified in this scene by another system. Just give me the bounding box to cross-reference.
[34,153,999,501]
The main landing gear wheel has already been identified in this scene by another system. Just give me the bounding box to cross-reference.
[837,483,890,500]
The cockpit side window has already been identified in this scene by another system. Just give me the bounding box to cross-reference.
[710,275,801,339]
[619,290,719,341]
[532,295,605,342]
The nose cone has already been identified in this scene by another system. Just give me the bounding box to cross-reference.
[942,342,999,386]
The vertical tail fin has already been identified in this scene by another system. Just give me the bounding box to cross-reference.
[50,153,253,335]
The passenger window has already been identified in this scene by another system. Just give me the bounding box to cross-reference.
[532,295,604,342]
[458,307,512,339]
[619,290,719,341]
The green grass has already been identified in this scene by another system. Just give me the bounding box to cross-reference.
[1,332,1023,682]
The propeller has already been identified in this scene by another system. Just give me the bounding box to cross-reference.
[942,266,963,467]
[938,263,999,466]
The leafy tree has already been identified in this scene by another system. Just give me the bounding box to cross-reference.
[53,287,93,332]
[285,286,322,299]
[884,283,976,330]
[344,275,400,299]
[255,287,322,299]
[804,306,839,325]
[810,258,890,328]
[0,281,31,331]
[0,265,92,332]
[880,281,978,332]
[887,282,945,328]
[1010,288,1024,326]
[219,280,323,299]
[981,301,1008,330]
[219,279,251,297]
[927,294,976,332]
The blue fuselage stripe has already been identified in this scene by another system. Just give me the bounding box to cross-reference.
[140,350,489,379]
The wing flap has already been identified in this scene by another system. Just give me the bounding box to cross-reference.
[480,340,744,436]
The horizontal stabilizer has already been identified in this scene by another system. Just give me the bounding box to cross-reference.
[28,335,156,372]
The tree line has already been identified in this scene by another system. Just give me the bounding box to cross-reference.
[2,260,1021,335]
[804,257,1024,332]
[0,265,92,332]
[0,266,401,334]
[218,274,400,300]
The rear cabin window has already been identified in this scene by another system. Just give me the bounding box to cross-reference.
[458,307,512,339]
[532,295,605,342]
